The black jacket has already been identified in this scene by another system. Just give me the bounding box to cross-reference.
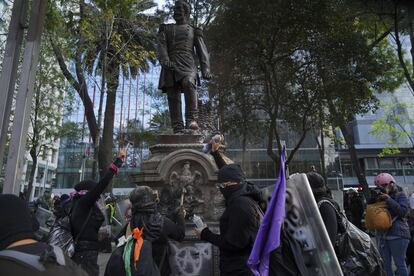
[70,158,122,251]
[152,212,185,275]
[315,195,339,245]
[105,211,185,276]
[201,182,262,276]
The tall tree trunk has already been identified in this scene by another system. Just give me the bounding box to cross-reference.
[27,147,38,202]
[241,130,247,168]
[92,85,105,179]
[93,11,111,180]
[339,124,368,195]
[98,62,119,191]
[51,39,100,181]
[394,5,414,94]
[266,116,279,165]
[319,112,326,181]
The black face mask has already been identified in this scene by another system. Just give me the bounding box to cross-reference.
[219,183,243,200]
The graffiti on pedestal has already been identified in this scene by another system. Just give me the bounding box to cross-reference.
[169,241,213,276]
[159,161,205,217]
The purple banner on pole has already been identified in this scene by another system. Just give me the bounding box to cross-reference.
[247,147,286,276]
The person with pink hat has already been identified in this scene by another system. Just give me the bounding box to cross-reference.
[373,172,410,276]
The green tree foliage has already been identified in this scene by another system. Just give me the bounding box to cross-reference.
[207,0,403,190]
[60,121,85,145]
[47,0,160,180]
[356,0,414,94]
[208,0,323,167]
[311,1,403,189]
[163,0,221,29]
[371,97,414,156]
[26,39,67,200]
[146,83,171,132]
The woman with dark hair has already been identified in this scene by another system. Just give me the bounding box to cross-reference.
[104,186,185,276]
[70,149,125,276]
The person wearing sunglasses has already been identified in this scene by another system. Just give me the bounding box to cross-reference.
[374,173,410,276]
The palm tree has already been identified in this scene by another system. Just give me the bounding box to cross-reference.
[49,0,160,180]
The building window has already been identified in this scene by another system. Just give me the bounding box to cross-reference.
[51,149,57,164]
[42,147,48,161]
[341,161,355,177]
[366,158,378,169]
[34,187,40,198]
[378,158,395,169]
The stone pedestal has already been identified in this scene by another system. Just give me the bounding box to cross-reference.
[130,134,222,275]
[130,134,224,221]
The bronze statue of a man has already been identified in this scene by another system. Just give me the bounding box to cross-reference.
[157,0,211,134]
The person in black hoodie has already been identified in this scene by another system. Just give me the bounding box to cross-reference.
[306,172,339,245]
[195,141,264,276]
[104,185,185,276]
[0,194,88,276]
[70,149,125,276]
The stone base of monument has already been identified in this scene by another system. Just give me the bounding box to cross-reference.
[130,134,222,276]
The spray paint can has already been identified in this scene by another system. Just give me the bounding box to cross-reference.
[192,214,204,228]
[202,134,222,153]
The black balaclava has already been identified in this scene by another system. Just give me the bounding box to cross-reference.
[306,172,331,200]
[217,164,245,183]
[0,194,35,249]
[129,186,162,242]
[217,164,247,202]
[74,180,97,192]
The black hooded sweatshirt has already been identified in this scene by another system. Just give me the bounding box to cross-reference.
[104,208,185,276]
[70,158,123,250]
[201,151,263,276]
[201,182,262,275]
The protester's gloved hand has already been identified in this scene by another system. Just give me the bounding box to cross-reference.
[211,135,223,152]
[194,224,207,239]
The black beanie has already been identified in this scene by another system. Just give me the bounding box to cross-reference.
[0,194,35,249]
[74,180,97,191]
[306,172,327,191]
[218,164,245,183]
[130,186,156,210]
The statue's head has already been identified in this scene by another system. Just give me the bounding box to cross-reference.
[173,0,191,23]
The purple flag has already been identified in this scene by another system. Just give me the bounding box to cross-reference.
[247,147,286,276]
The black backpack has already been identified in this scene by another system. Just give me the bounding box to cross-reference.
[318,199,385,276]
[46,196,93,257]
[46,198,74,252]
[105,236,160,276]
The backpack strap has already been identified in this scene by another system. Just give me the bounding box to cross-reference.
[51,245,66,266]
[317,199,340,216]
[0,250,45,271]
[318,199,346,230]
